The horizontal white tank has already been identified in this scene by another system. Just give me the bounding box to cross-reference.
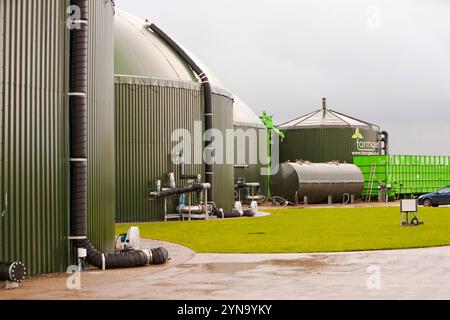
[270,161,364,204]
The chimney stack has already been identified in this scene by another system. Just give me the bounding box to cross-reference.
[322,98,327,111]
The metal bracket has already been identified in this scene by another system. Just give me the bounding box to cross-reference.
[68,92,86,97]
[70,158,88,162]
[68,236,88,240]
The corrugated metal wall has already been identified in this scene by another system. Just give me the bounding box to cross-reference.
[0,0,116,275]
[212,93,234,210]
[0,0,70,275]
[115,77,234,222]
[234,125,268,196]
[280,128,380,164]
[86,0,115,253]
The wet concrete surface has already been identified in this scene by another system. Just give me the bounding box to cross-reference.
[2,237,450,300]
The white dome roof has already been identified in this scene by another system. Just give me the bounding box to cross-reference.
[115,11,262,129]
[233,96,263,128]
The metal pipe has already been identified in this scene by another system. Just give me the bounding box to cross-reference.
[69,0,168,269]
[180,151,201,181]
[244,195,266,202]
[150,183,211,199]
[381,130,389,155]
[234,164,249,169]
[236,182,260,189]
[0,262,27,283]
[149,24,215,203]
[179,205,207,214]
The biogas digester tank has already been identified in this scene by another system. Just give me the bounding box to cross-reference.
[114,11,235,222]
[270,162,364,204]
[0,0,116,276]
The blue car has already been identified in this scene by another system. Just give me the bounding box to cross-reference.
[418,186,450,207]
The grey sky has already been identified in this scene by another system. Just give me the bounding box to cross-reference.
[116,0,450,155]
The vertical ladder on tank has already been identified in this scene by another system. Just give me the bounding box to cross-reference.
[366,163,377,202]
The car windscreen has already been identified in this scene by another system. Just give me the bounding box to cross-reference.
[438,187,450,194]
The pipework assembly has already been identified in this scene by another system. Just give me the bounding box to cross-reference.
[149,24,215,204]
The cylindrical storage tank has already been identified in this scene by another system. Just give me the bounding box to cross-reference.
[270,162,364,204]
[86,0,116,253]
[0,0,116,276]
[278,99,383,164]
[114,11,234,222]
[233,97,268,196]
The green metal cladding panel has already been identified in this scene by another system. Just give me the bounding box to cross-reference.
[0,0,69,275]
[115,77,234,222]
[86,0,116,253]
[212,93,234,210]
[233,125,268,196]
[0,0,115,276]
[280,128,381,164]
[354,155,450,197]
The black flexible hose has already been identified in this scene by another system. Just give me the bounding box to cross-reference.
[69,0,168,269]
[216,210,241,219]
[149,24,215,203]
[74,239,168,269]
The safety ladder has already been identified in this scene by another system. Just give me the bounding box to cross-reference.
[365,163,377,202]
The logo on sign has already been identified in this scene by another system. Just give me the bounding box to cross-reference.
[352,128,380,155]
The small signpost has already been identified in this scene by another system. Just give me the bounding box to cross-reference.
[400,199,423,226]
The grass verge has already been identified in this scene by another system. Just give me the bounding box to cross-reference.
[116,206,450,253]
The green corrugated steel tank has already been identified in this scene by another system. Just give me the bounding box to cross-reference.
[354,155,450,198]
[0,0,116,275]
[233,97,268,196]
[278,98,384,164]
[114,11,234,222]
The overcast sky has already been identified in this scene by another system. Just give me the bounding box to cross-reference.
[116,0,450,155]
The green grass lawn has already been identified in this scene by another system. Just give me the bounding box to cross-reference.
[116,207,450,253]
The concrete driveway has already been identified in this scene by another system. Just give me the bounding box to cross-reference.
[2,238,450,300]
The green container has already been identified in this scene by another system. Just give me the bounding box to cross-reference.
[353,155,450,198]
